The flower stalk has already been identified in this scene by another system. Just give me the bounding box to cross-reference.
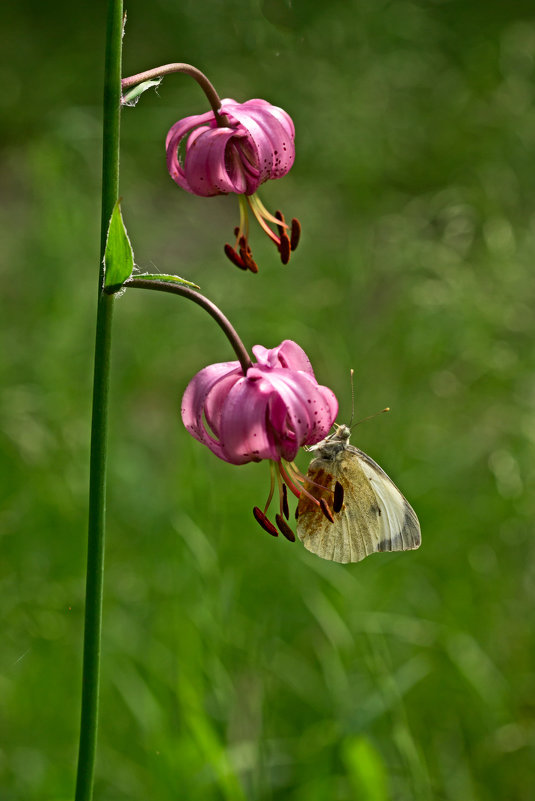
[121,63,227,124]
[75,0,122,799]
[121,277,252,373]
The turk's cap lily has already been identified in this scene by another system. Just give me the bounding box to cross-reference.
[181,340,338,465]
[166,98,300,270]
[166,97,295,197]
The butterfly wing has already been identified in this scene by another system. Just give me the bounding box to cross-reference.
[296,445,421,564]
[352,447,421,554]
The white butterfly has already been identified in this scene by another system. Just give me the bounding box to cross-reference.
[296,424,421,564]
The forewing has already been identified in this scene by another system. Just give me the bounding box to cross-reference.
[352,447,421,553]
[296,453,383,563]
[296,447,421,564]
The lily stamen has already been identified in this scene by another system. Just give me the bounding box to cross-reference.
[275,514,296,542]
[253,506,279,537]
[286,460,338,501]
[290,218,301,251]
[263,462,277,516]
[278,460,303,500]
[282,483,289,520]
[224,243,247,270]
[226,193,299,270]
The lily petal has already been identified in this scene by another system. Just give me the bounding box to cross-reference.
[221,99,295,181]
[181,361,242,460]
[218,375,282,463]
[166,110,216,192]
[184,127,251,196]
[253,340,315,374]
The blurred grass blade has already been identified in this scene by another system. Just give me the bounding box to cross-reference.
[343,735,389,801]
[122,78,161,106]
[104,200,134,289]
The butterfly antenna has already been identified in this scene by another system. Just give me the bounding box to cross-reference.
[350,407,390,429]
[349,368,355,427]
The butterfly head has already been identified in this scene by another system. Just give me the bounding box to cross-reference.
[307,422,351,458]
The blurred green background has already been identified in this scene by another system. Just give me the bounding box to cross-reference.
[2,0,535,798]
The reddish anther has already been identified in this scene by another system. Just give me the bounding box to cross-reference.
[319,498,335,523]
[276,514,296,542]
[253,506,279,537]
[274,210,286,238]
[224,243,247,270]
[290,218,301,251]
[239,249,258,273]
[279,232,291,265]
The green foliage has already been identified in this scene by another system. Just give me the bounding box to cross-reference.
[104,200,134,289]
[134,273,200,289]
[122,78,162,107]
[1,0,535,800]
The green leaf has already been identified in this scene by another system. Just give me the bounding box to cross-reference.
[122,78,162,107]
[135,273,200,290]
[104,200,134,289]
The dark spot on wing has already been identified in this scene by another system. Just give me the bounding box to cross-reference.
[403,504,422,548]
[377,503,421,553]
[377,532,403,552]
[333,481,344,513]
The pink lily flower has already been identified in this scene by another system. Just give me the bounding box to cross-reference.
[166,98,301,271]
[181,340,339,539]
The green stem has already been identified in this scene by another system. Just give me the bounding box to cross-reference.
[75,1,122,799]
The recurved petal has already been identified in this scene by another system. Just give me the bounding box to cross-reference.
[181,361,241,460]
[221,99,295,181]
[183,127,251,196]
[165,110,216,150]
[239,98,296,158]
[229,139,262,194]
[252,340,315,375]
[219,101,279,184]
[262,370,338,458]
[246,99,295,141]
[166,110,216,192]
[218,377,281,463]
[203,370,246,440]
